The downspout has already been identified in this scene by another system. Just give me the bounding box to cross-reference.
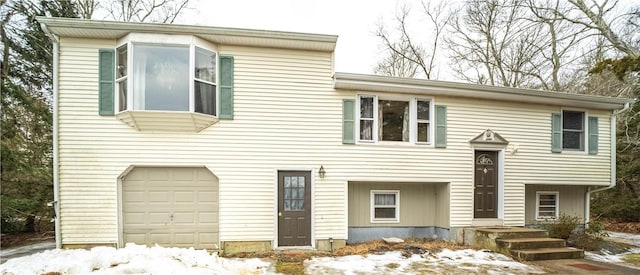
[584,102,631,227]
[40,23,61,249]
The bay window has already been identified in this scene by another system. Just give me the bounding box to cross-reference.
[116,39,217,116]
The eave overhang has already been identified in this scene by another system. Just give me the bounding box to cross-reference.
[334,72,635,110]
[37,17,337,52]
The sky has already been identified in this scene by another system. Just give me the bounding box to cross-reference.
[182,0,403,75]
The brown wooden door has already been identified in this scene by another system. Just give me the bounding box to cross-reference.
[278,171,311,246]
[474,151,498,218]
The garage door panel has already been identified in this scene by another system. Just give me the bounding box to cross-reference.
[173,212,194,223]
[172,169,194,180]
[198,191,218,202]
[148,170,169,180]
[148,212,170,224]
[198,233,218,244]
[124,213,146,224]
[174,233,195,244]
[174,191,194,202]
[149,191,170,202]
[123,167,219,249]
[124,191,144,202]
[148,233,171,244]
[125,233,147,244]
[199,212,218,223]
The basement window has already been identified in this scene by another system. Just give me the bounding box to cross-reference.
[535,191,559,220]
[371,190,400,223]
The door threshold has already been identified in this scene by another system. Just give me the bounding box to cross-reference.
[275,246,315,251]
[472,219,504,227]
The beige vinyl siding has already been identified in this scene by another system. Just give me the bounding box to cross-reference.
[524,185,587,224]
[58,39,344,244]
[58,36,612,245]
[348,182,448,227]
[435,184,450,228]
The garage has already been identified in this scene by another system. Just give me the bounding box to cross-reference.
[121,167,219,249]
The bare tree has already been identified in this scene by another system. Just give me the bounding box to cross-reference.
[446,0,547,87]
[75,0,97,19]
[564,0,639,57]
[524,0,592,91]
[375,2,451,79]
[374,40,421,78]
[107,0,190,23]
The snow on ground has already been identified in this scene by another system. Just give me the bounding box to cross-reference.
[305,249,545,275]
[0,243,274,275]
[605,231,640,247]
[585,231,640,269]
[1,243,553,274]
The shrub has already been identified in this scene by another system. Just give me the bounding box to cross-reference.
[537,214,608,251]
[540,214,581,239]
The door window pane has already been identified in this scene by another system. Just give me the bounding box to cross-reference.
[283,176,305,211]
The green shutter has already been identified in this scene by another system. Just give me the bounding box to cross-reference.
[551,113,562,153]
[434,105,447,148]
[98,49,115,116]
[588,116,598,154]
[219,55,234,119]
[342,99,355,144]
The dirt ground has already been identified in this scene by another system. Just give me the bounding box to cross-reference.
[0,219,635,249]
[603,219,640,234]
[0,231,54,249]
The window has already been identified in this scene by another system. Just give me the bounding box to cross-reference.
[357,95,432,144]
[116,41,217,116]
[371,190,399,223]
[562,110,585,150]
[536,191,559,220]
[416,100,430,143]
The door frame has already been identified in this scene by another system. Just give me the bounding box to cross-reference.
[470,148,504,222]
[273,168,315,248]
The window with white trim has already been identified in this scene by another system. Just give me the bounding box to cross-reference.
[371,190,400,223]
[358,95,433,144]
[116,36,217,116]
[562,110,585,150]
[536,191,559,220]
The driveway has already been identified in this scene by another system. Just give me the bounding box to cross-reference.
[0,241,55,264]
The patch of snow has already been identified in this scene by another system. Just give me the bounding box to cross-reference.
[0,243,274,275]
[605,231,640,247]
[586,232,640,270]
[305,249,545,274]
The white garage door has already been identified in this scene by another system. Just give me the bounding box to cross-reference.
[122,167,219,249]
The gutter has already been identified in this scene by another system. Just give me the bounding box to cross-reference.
[585,102,631,226]
[40,22,61,249]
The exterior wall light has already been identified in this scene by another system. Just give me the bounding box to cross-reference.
[319,165,326,178]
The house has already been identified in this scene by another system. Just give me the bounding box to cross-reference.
[38,17,633,253]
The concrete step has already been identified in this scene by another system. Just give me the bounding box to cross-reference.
[511,247,585,261]
[474,227,549,239]
[496,237,566,250]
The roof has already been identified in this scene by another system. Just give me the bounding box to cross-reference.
[36,17,337,52]
[334,73,635,110]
